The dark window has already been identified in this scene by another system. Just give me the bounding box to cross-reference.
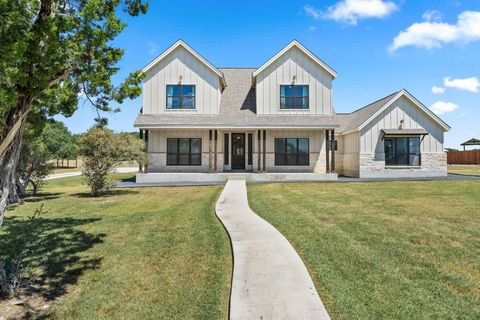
[167,138,202,166]
[166,85,196,109]
[384,137,421,166]
[280,85,309,109]
[248,133,253,165]
[275,138,309,166]
[224,133,229,165]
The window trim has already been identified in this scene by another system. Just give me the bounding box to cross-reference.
[274,138,310,166]
[384,136,421,167]
[166,138,202,166]
[279,84,309,110]
[166,84,196,109]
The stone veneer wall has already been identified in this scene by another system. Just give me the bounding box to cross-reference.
[359,152,447,178]
[340,153,360,177]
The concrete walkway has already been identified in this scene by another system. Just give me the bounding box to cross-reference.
[46,167,138,180]
[215,178,330,320]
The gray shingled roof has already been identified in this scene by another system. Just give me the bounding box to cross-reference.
[336,91,399,133]
[134,68,406,131]
[135,68,339,128]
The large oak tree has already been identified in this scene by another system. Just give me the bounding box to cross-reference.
[0,0,149,225]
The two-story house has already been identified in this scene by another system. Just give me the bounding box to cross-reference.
[135,40,449,183]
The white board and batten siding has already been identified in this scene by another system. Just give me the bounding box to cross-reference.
[142,46,222,115]
[255,46,334,116]
[360,96,444,154]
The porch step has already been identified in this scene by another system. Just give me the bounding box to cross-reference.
[225,173,248,180]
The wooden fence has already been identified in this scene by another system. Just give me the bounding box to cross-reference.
[447,150,480,164]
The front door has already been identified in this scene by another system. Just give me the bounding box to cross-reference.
[231,133,245,170]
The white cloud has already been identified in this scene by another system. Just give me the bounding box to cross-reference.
[147,41,160,56]
[422,10,443,22]
[304,0,397,25]
[390,11,480,52]
[444,76,480,92]
[432,86,446,94]
[430,101,459,115]
[304,5,322,20]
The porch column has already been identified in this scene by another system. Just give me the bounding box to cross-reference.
[214,130,218,173]
[263,129,267,173]
[325,130,330,173]
[139,129,149,173]
[257,130,262,172]
[139,130,143,173]
[331,130,336,173]
[209,130,213,173]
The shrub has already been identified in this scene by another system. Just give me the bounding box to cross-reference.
[77,127,146,196]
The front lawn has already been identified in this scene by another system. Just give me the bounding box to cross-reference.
[448,165,480,176]
[0,175,231,319]
[249,181,480,319]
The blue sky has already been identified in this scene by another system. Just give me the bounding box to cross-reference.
[57,0,480,149]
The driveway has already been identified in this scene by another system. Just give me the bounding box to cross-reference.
[215,178,330,320]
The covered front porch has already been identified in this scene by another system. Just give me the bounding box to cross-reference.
[137,127,339,182]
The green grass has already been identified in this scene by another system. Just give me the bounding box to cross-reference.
[448,165,480,176]
[1,174,231,319]
[248,180,480,320]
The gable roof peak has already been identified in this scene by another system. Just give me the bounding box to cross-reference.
[252,40,337,80]
[142,39,226,88]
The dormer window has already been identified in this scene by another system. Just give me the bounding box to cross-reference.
[280,85,309,109]
[166,85,196,109]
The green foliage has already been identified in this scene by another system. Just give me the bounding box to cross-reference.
[41,120,77,160]
[17,128,55,195]
[0,0,148,133]
[77,127,145,196]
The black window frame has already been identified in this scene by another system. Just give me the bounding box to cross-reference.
[166,84,196,109]
[274,138,310,166]
[384,137,421,166]
[280,84,309,109]
[166,138,202,166]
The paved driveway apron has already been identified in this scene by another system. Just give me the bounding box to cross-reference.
[215,178,330,320]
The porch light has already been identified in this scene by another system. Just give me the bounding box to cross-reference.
[178,75,183,84]
[292,75,296,85]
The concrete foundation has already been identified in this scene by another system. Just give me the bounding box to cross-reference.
[136,172,338,184]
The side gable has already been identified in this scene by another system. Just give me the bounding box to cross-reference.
[143,40,226,88]
[359,90,450,132]
[252,40,337,84]
[340,90,450,134]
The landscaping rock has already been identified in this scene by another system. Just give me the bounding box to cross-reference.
[11,299,24,305]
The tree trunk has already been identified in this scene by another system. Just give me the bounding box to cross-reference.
[31,181,38,196]
[0,96,31,226]
[0,130,25,225]
[16,179,27,198]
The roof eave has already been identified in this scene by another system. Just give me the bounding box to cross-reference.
[134,124,340,129]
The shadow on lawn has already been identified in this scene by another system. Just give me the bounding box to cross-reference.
[71,189,139,198]
[0,214,105,302]
[22,192,63,203]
